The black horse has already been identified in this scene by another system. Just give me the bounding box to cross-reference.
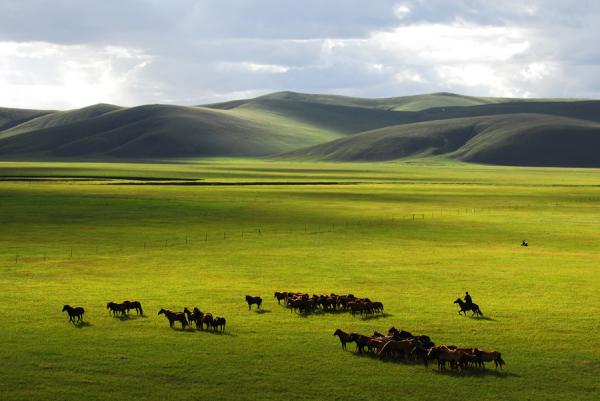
[245,295,262,310]
[454,298,483,316]
[63,305,85,323]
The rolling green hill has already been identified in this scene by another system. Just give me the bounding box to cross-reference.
[0,107,54,132]
[1,91,600,165]
[285,114,600,167]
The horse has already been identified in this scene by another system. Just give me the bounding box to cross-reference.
[107,302,127,316]
[454,298,483,316]
[371,301,384,313]
[378,339,415,360]
[200,313,214,331]
[333,329,354,351]
[212,317,226,333]
[428,347,464,371]
[274,292,287,304]
[475,350,505,369]
[521,240,528,247]
[350,333,371,353]
[124,300,143,315]
[245,295,262,310]
[184,307,199,326]
[158,309,188,329]
[62,305,85,323]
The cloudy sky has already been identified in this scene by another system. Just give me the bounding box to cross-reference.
[1,0,599,109]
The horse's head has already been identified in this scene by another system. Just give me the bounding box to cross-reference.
[62,305,69,312]
[453,298,462,304]
[158,308,166,315]
[183,307,191,313]
[333,329,342,336]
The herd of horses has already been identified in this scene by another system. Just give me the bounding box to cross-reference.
[62,292,503,373]
[159,307,226,333]
[274,291,384,315]
[333,326,505,372]
[106,300,144,316]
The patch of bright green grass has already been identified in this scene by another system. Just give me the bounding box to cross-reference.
[0,160,598,401]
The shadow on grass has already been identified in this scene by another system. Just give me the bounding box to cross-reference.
[113,314,146,321]
[431,368,520,378]
[347,351,518,378]
[71,321,92,328]
[360,312,393,321]
[170,327,237,337]
[255,309,272,314]
[469,315,497,322]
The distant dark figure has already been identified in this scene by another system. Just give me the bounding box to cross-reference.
[454,298,483,316]
[464,292,473,307]
[521,240,528,247]
[63,305,85,323]
[158,308,188,329]
[245,295,262,310]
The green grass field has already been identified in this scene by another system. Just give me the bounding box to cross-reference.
[0,159,599,401]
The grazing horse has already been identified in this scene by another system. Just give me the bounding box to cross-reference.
[245,295,262,310]
[62,305,85,323]
[475,350,505,369]
[212,317,226,333]
[158,309,188,329]
[124,300,143,315]
[107,302,127,316]
[333,329,354,351]
[454,298,483,316]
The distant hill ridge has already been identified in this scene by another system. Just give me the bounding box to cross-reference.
[1,91,599,166]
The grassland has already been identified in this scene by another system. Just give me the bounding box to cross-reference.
[0,159,599,401]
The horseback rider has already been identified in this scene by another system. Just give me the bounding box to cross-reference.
[464,291,473,307]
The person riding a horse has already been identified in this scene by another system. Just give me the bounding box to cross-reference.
[464,292,473,307]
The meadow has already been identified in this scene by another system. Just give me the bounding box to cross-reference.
[0,159,598,401]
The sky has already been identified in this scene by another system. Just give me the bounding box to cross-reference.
[1,0,599,109]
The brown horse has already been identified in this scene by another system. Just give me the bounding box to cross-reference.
[158,309,188,329]
[62,305,85,323]
[378,339,415,360]
[475,350,506,368]
[107,302,127,316]
[350,333,371,353]
[245,295,262,310]
[333,329,354,351]
[200,312,214,331]
[212,317,226,333]
[428,347,464,371]
[454,298,483,316]
[124,300,143,315]
[274,292,287,304]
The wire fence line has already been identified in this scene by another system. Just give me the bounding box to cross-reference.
[2,204,547,263]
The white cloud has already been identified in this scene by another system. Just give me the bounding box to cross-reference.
[0,42,153,109]
[393,3,412,19]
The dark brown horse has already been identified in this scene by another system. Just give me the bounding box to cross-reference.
[212,317,226,333]
[454,298,483,316]
[245,295,262,310]
[107,302,127,316]
[274,292,287,304]
[124,300,143,315]
[63,305,85,323]
[378,339,416,360]
[158,308,188,329]
[200,312,214,331]
[333,329,354,350]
